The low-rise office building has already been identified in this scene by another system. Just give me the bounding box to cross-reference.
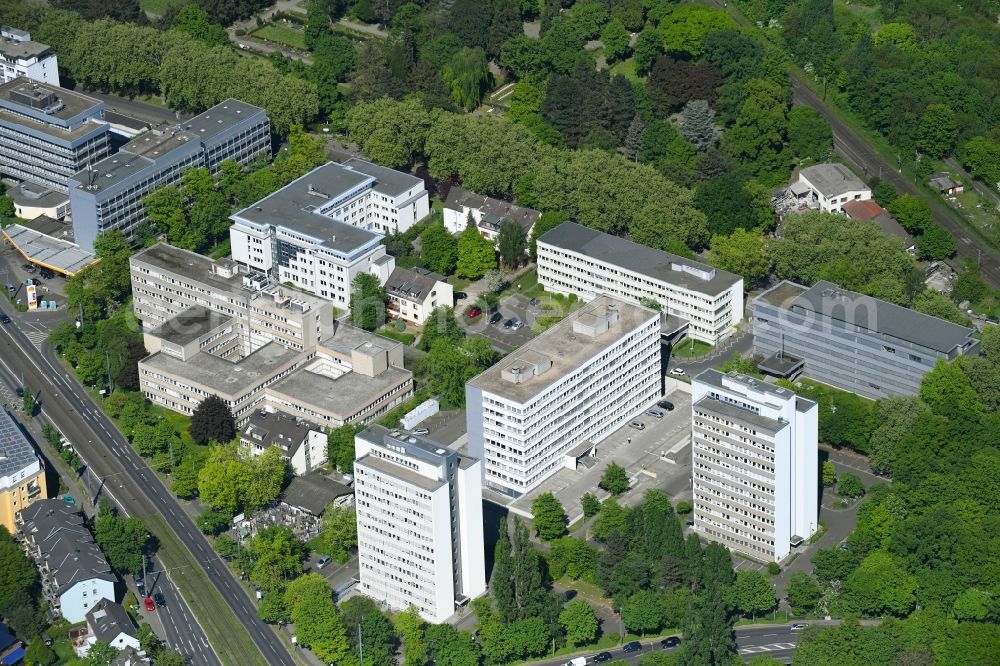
[69,99,269,251]
[0,408,47,533]
[0,77,110,194]
[442,186,540,243]
[16,499,116,623]
[354,425,485,623]
[751,280,980,399]
[229,160,428,310]
[240,409,327,475]
[537,222,743,344]
[691,370,818,562]
[467,296,661,498]
[384,266,452,325]
[0,27,58,85]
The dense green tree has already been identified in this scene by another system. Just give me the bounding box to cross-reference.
[600,461,629,495]
[314,505,357,563]
[247,526,306,593]
[93,501,148,574]
[912,290,970,326]
[680,100,718,151]
[449,0,492,49]
[695,172,761,236]
[423,337,499,408]
[633,27,662,76]
[346,96,436,167]
[23,637,57,666]
[961,136,1000,188]
[919,358,983,422]
[601,17,630,63]
[915,223,955,260]
[497,220,527,269]
[657,3,733,57]
[349,272,387,331]
[722,79,790,182]
[647,57,723,117]
[592,499,629,540]
[456,224,496,279]
[917,104,957,158]
[786,572,823,616]
[788,106,832,161]
[710,229,772,287]
[531,492,568,541]
[327,423,361,473]
[871,180,897,207]
[560,599,599,646]
[171,4,228,46]
[395,605,428,666]
[442,47,491,111]
[417,306,463,351]
[867,396,928,475]
[293,594,349,663]
[420,223,459,275]
[887,195,933,234]
[189,394,236,444]
[623,590,663,635]
[547,537,599,582]
[425,624,481,666]
[581,492,600,518]
[733,570,775,619]
[843,551,917,617]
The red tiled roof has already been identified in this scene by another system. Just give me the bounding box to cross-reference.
[842,199,885,221]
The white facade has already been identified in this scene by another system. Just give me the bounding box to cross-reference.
[354,426,485,624]
[467,296,661,497]
[0,27,59,85]
[537,222,743,344]
[796,163,872,214]
[60,579,117,625]
[691,370,818,562]
[383,266,453,325]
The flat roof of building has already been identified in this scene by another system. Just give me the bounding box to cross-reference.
[317,322,403,357]
[757,279,976,354]
[0,78,102,122]
[145,305,234,347]
[141,342,302,398]
[798,163,867,197]
[132,243,241,293]
[468,295,658,403]
[695,368,812,407]
[358,424,459,468]
[356,453,445,492]
[280,471,352,516]
[0,408,39,481]
[9,182,71,209]
[233,162,382,254]
[179,98,265,142]
[539,221,741,297]
[266,363,411,420]
[1,222,97,275]
[694,396,785,435]
[0,31,50,60]
[341,157,423,197]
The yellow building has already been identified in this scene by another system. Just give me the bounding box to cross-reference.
[0,409,47,532]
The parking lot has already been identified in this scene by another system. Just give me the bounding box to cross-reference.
[498,381,693,523]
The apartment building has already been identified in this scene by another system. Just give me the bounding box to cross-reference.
[537,222,743,344]
[0,77,110,193]
[0,27,59,85]
[16,499,116,623]
[691,369,818,562]
[69,99,270,251]
[78,599,140,657]
[751,280,980,399]
[229,159,428,310]
[467,296,661,498]
[442,186,540,243]
[0,408,47,533]
[240,409,328,475]
[354,425,485,623]
[384,266,453,325]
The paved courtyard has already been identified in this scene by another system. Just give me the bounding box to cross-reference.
[491,381,693,522]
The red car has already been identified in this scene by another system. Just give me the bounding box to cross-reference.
[144,596,156,612]
[465,306,482,318]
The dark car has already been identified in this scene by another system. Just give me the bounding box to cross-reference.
[489,312,503,325]
[0,314,10,324]
[592,653,613,663]
[661,636,681,649]
[133,573,146,596]
[21,263,35,273]
[623,641,642,653]
[657,400,675,411]
[529,297,541,306]
[503,318,515,329]
[39,269,55,280]
[454,292,467,301]
[153,593,165,607]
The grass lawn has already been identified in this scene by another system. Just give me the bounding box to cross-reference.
[672,338,714,358]
[609,56,642,83]
[447,275,472,291]
[139,0,177,16]
[144,514,269,666]
[252,24,308,50]
[950,189,1000,245]
[499,268,541,299]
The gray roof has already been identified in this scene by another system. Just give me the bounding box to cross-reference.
[0,408,40,483]
[109,647,151,666]
[694,396,785,436]
[538,222,741,297]
[358,424,457,468]
[87,599,135,643]
[0,78,100,122]
[798,163,867,198]
[232,162,382,255]
[0,30,50,59]
[356,454,444,492]
[695,368,807,404]
[179,99,265,143]
[265,363,411,420]
[1,223,97,275]
[280,471,352,516]
[444,186,541,233]
[16,499,116,595]
[132,243,242,294]
[145,305,234,347]
[317,322,402,358]
[759,279,976,354]
[341,157,423,197]
[385,266,444,302]
[241,410,311,456]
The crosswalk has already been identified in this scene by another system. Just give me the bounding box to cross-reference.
[739,642,797,655]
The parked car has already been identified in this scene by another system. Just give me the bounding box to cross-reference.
[62,495,75,506]
[489,312,503,325]
[509,319,523,330]
[560,658,586,666]
[21,263,35,273]
[503,318,515,329]
[0,314,10,324]
[454,292,467,301]
[623,641,642,653]
[669,367,686,377]
[645,409,664,419]
[412,428,429,436]
[39,268,55,280]
[134,573,146,596]
[143,596,156,612]
[591,653,613,663]
[661,636,681,649]
[657,400,675,411]
[465,306,482,318]
[790,623,810,632]
[529,297,541,306]
[316,556,332,569]
[153,593,165,607]
[629,421,645,431]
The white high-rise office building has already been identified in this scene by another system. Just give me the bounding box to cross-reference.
[466,295,661,498]
[353,426,485,624]
[691,369,818,562]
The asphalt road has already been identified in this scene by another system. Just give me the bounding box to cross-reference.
[77,90,186,126]
[0,303,294,666]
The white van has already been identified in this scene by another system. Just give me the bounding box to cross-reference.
[561,658,587,666]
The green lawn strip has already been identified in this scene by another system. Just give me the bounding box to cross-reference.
[138,0,175,17]
[143,514,268,666]
[252,25,308,50]
[672,339,713,358]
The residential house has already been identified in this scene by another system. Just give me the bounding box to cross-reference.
[442,186,540,244]
[383,266,453,325]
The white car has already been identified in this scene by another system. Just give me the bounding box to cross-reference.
[669,367,686,376]
[790,623,810,632]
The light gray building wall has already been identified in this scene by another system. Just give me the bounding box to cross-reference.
[751,280,980,399]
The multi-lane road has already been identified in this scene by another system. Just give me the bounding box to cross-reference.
[0,297,294,665]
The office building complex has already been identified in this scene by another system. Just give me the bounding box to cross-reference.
[537,222,743,344]
[467,296,661,497]
[0,78,110,193]
[751,280,980,399]
[0,27,59,85]
[691,369,818,562]
[354,425,485,623]
[69,99,269,251]
[230,159,428,310]
[16,499,116,623]
[0,408,47,533]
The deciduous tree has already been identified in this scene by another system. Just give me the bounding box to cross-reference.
[189,394,236,444]
[600,462,629,495]
[420,223,458,275]
[456,224,496,279]
[349,272,387,331]
[559,599,598,646]
[531,492,568,541]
